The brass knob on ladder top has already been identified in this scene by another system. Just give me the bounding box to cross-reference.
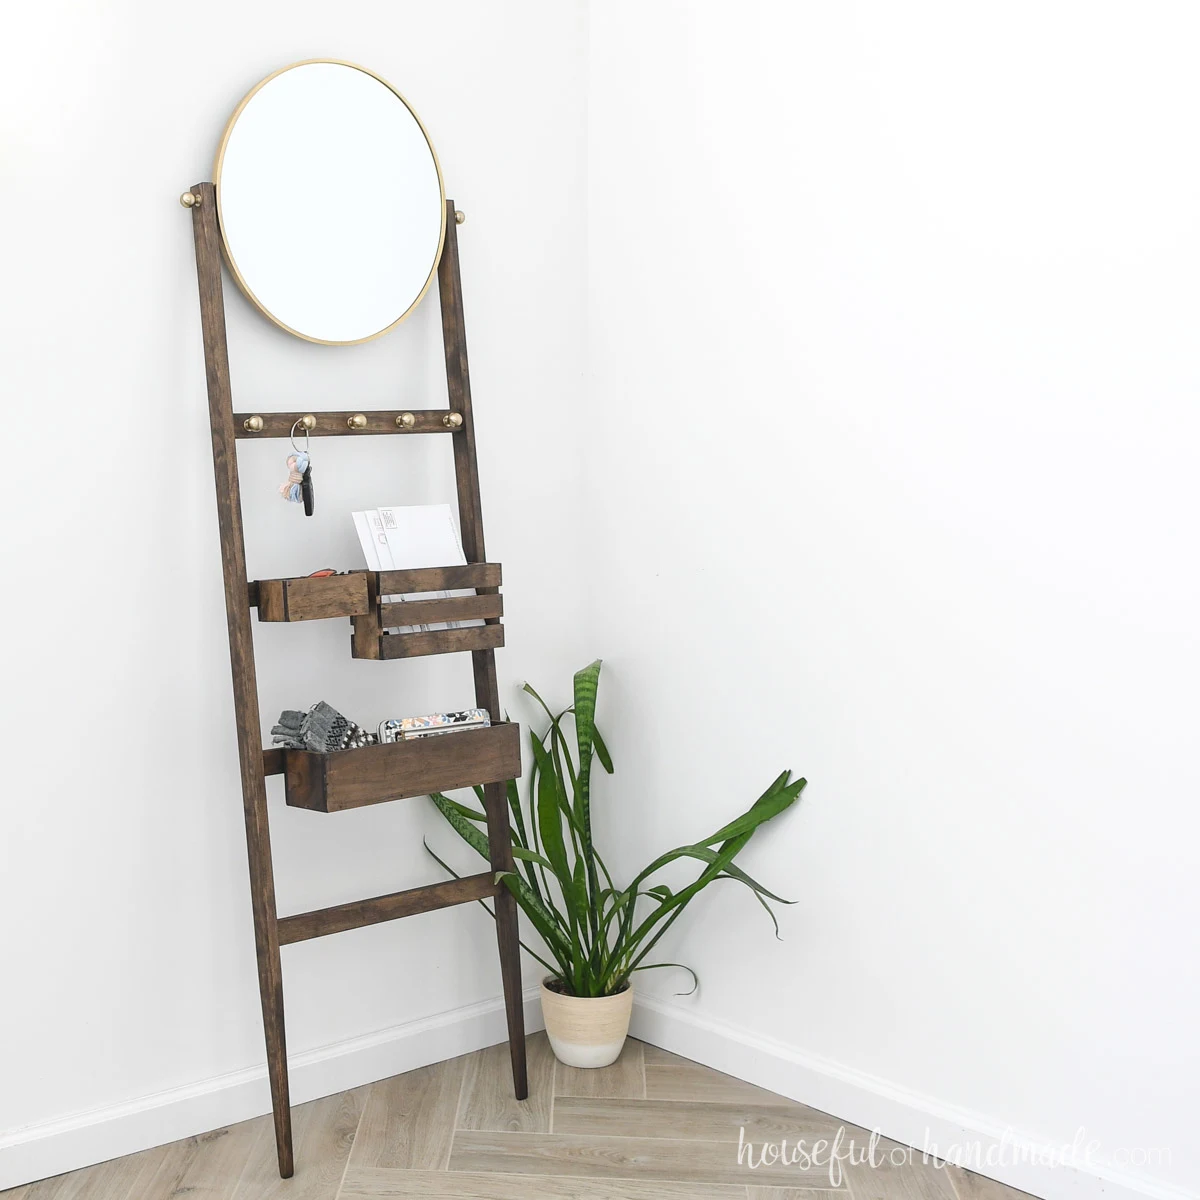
[443,412,463,430]
[396,412,416,430]
[347,413,368,430]
[454,210,465,225]
[180,191,201,208]
[243,415,264,433]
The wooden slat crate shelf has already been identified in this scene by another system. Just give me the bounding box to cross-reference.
[266,721,521,813]
[248,564,504,662]
[351,562,505,660]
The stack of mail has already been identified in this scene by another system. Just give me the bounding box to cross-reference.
[351,503,483,634]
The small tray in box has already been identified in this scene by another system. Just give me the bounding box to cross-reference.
[279,721,521,813]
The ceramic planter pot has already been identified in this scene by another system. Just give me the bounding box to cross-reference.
[540,978,633,1068]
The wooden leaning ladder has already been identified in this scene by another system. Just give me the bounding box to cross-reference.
[186,182,528,1178]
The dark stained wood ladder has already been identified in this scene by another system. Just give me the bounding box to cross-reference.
[186,184,527,1178]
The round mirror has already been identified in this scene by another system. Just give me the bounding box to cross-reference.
[214,60,445,345]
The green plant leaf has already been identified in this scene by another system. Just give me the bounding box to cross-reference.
[529,730,587,984]
[530,733,571,888]
[635,846,794,906]
[608,774,803,972]
[521,682,571,729]
[699,773,806,846]
[623,830,755,967]
[505,777,530,844]
[573,660,602,791]
[572,660,603,944]
[443,798,487,822]
[511,846,555,870]
[593,726,614,774]
[737,877,784,939]
[428,791,491,858]
[619,774,804,905]
[504,775,550,903]
[632,961,699,995]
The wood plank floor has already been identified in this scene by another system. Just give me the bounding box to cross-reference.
[2,1038,1039,1200]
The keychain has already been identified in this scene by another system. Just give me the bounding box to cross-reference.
[280,419,315,516]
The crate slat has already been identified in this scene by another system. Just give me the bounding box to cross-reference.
[377,563,501,593]
[378,593,503,628]
[378,624,504,660]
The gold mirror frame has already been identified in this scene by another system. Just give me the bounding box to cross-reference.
[212,59,447,346]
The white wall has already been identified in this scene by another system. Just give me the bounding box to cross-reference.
[587,3,1198,1199]
[0,0,587,1181]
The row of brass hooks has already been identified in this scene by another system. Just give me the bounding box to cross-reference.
[241,412,463,433]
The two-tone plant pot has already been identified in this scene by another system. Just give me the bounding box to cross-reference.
[540,978,633,1068]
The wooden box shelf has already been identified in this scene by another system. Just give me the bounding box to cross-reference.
[351,563,505,660]
[252,572,370,622]
[270,721,521,813]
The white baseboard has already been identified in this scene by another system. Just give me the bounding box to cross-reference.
[0,988,544,1193]
[630,995,1194,1200]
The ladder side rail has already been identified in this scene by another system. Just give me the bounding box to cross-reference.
[189,181,294,1178]
[437,198,529,1100]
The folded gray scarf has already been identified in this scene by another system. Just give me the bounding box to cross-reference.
[271,701,374,752]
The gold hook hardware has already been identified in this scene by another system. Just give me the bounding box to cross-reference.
[180,191,201,208]
[454,210,465,225]
[298,414,316,430]
[443,412,464,430]
[396,412,416,430]
[347,413,368,430]
[243,415,264,433]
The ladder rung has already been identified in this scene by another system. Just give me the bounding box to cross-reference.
[233,410,462,438]
[277,873,498,944]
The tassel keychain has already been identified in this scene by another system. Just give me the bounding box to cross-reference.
[280,419,315,516]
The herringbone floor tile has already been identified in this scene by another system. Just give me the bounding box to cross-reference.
[2,1036,1041,1200]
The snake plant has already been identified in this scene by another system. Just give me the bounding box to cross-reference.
[426,660,805,998]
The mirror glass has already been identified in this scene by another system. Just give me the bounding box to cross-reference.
[214,60,445,345]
